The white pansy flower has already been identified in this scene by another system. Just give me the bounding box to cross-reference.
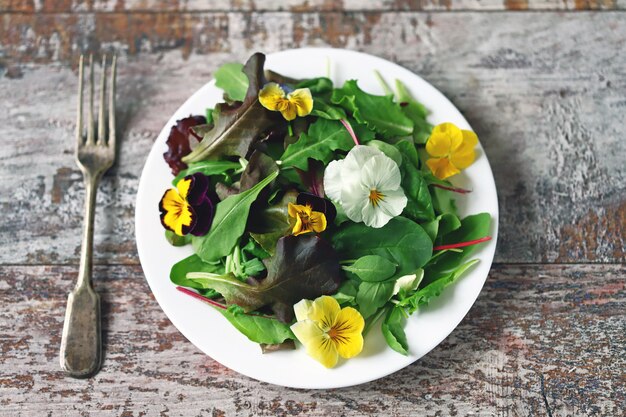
[323,145,407,228]
[392,269,424,296]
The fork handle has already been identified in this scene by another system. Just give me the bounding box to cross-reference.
[60,173,102,377]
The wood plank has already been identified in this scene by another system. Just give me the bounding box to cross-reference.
[0,12,624,264]
[0,264,623,415]
[0,0,623,13]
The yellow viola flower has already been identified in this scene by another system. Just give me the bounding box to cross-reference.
[425,122,478,180]
[259,83,313,121]
[159,173,214,237]
[287,203,327,236]
[291,296,364,368]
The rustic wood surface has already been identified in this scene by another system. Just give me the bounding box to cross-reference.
[0,3,624,416]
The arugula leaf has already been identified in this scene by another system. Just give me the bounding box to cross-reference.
[395,79,432,144]
[332,216,433,277]
[280,118,354,170]
[343,255,397,282]
[311,99,347,120]
[184,53,283,163]
[331,80,413,138]
[399,259,479,314]
[193,171,278,262]
[214,62,248,102]
[381,306,408,355]
[356,281,395,319]
[188,235,342,322]
[295,77,333,94]
[172,160,241,185]
[218,306,295,345]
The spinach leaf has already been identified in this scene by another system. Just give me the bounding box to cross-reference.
[280,118,354,170]
[343,255,397,282]
[184,53,284,163]
[170,254,223,292]
[311,99,347,120]
[396,140,435,223]
[332,279,358,305]
[432,186,458,217]
[331,80,414,138]
[367,140,403,167]
[356,281,395,319]
[188,235,342,322]
[193,171,278,262]
[422,213,461,242]
[165,230,192,247]
[214,62,248,102]
[172,160,241,185]
[332,216,433,277]
[381,306,408,355]
[395,79,432,144]
[399,259,479,314]
[218,306,295,345]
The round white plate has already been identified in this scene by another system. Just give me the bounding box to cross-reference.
[135,48,499,389]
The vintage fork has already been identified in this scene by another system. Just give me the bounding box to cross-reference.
[60,54,117,378]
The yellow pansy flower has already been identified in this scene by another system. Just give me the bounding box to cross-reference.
[287,203,327,236]
[425,122,478,180]
[291,296,364,368]
[258,83,313,121]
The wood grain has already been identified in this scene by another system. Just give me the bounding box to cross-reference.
[0,12,624,265]
[0,0,624,12]
[0,264,623,416]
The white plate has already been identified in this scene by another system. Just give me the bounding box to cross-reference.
[135,48,499,389]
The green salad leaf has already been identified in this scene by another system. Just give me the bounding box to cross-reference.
[248,190,297,255]
[184,53,283,163]
[356,281,395,319]
[218,306,295,345]
[187,235,342,322]
[395,79,432,144]
[332,216,433,277]
[295,77,333,94]
[193,171,278,262]
[311,99,347,120]
[172,160,241,185]
[331,80,414,138]
[170,254,223,297]
[280,118,354,170]
[214,62,248,102]
[381,306,408,355]
[343,255,397,282]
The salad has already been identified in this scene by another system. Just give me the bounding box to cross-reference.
[158,52,491,368]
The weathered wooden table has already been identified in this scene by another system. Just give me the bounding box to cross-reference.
[1,1,624,415]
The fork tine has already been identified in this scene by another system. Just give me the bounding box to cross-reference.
[76,55,84,148]
[86,54,95,145]
[97,55,107,145]
[108,55,117,152]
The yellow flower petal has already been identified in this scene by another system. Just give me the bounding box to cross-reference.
[461,129,479,147]
[176,178,192,200]
[426,123,459,157]
[331,307,364,359]
[258,82,286,111]
[291,320,339,368]
[450,129,477,169]
[287,88,313,117]
[309,211,327,233]
[160,188,193,236]
[293,299,313,322]
[308,295,341,332]
[426,157,460,180]
[280,102,298,121]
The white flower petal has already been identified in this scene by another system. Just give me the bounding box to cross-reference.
[376,187,407,217]
[341,183,369,223]
[392,270,424,295]
[293,299,314,322]
[361,199,394,228]
[323,159,344,202]
[342,145,382,176]
[360,154,402,191]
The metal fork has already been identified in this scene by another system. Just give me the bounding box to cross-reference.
[60,54,117,378]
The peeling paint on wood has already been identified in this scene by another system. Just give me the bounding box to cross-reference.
[0,264,623,415]
[0,12,624,264]
[0,0,623,12]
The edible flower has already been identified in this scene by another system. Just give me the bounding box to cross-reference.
[297,192,337,224]
[425,122,478,180]
[159,173,213,236]
[291,295,364,368]
[323,146,407,228]
[258,83,313,121]
[287,203,327,236]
